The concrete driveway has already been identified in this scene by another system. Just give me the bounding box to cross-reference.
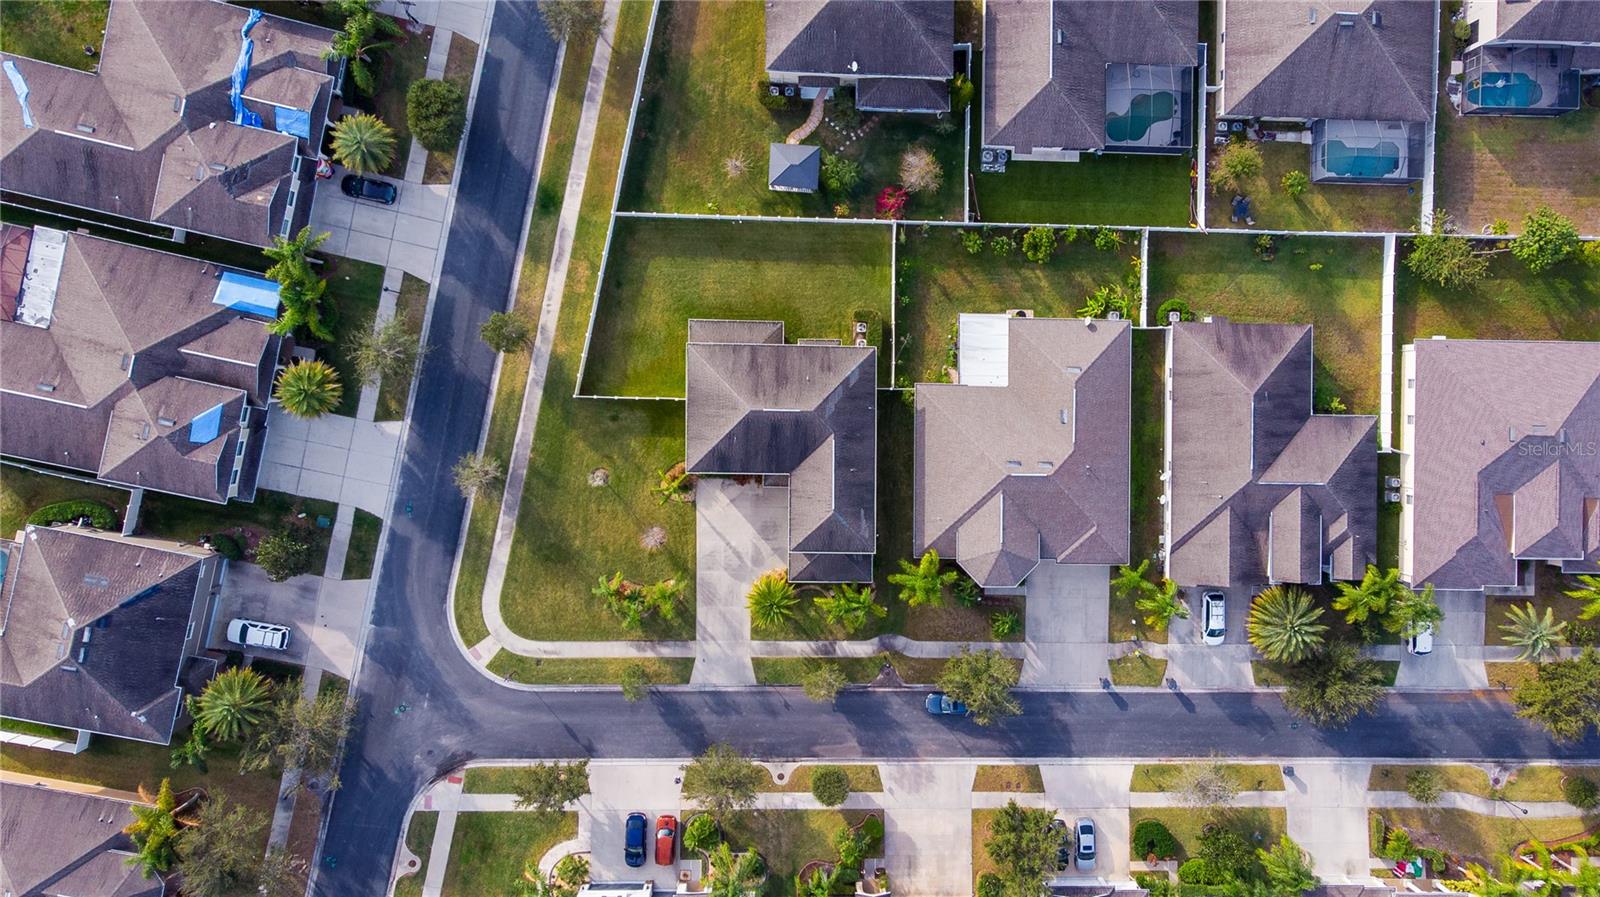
[583,763,684,883]
[1165,585,1256,688]
[258,409,401,515]
[879,764,976,897]
[208,562,365,678]
[1285,762,1374,881]
[1395,589,1487,688]
[692,479,786,686]
[1022,563,1112,686]
[1041,764,1134,883]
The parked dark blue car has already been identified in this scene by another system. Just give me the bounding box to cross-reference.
[341,174,398,205]
[624,812,647,867]
[924,692,968,716]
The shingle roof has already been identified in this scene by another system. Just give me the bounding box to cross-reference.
[686,320,877,580]
[916,317,1132,588]
[1167,319,1377,588]
[1219,0,1434,122]
[857,77,951,113]
[768,143,822,191]
[0,526,210,743]
[1405,339,1600,589]
[0,782,165,897]
[765,0,954,79]
[984,0,1197,154]
[0,0,335,246]
[1489,0,1600,42]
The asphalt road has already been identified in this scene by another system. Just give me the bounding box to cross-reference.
[312,9,1600,896]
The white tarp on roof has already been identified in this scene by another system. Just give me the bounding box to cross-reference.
[958,313,1010,387]
[15,226,65,328]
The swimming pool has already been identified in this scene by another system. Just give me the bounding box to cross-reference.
[1106,91,1178,143]
[1320,139,1402,178]
[1467,72,1543,108]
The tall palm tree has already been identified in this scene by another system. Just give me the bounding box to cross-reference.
[1247,586,1328,664]
[192,668,274,742]
[262,226,333,341]
[124,778,179,878]
[1134,579,1188,630]
[748,570,798,629]
[706,843,765,897]
[1112,560,1158,602]
[330,113,397,175]
[322,0,402,94]
[274,360,343,418]
[813,583,884,634]
[888,549,957,608]
[262,225,328,286]
[1566,574,1600,621]
[1332,565,1400,624]
[1499,602,1567,662]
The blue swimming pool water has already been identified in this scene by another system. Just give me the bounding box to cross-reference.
[1467,72,1543,108]
[1321,139,1401,178]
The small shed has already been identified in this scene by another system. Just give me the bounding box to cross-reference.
[768,143,821,193]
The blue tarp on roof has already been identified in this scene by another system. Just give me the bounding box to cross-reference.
[230,9,265,128]
[275,106,312,139]
[189,403,226,444]
[213,270,281,318]
[3,60,34,129]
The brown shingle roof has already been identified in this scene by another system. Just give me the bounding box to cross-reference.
[766,0,954,79]
[0,782,164,897]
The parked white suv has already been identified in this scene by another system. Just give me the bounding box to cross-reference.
[1406,622,1434,656]
[1201,590,1227,646]
[227,618,291,651]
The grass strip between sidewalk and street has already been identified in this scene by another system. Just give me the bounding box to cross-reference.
[484,653,694,687]
[972,765,1044,793]
[1130,763,1285,793]
[375,273,432,422]
[751,654,959,686]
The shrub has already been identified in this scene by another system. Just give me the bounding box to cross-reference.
[759,86,791,110]
[1490,219,1511,236]
[254,528,314,582]
[1157,298,1194,323]
[27,499,119,530]
[989,610,1021,639]
[989,235,1016,256]
[875,186,908,220]
[1022,226,1057,263]
[1197,824,1254,881]
[1213,142,1263,192]
[683,813,720,853]
[1281,170,1310,197]
[1510,206,1580,273]
[406,78,466,152]
[952,575,982,607]
[977,873,1005,897]
[950,73,975,113]
[821,153,860,194]
[1381,827,1413,862]
[1093,228,1124,252]
[1404,768,1442,804]
[1565,775,1599,810]
[208,532,245,561]
[1177,859,1217,885]
[899,146,943,194]
[961,230,984,255]
[1369,814,1387,854]
[810,766,851,807]
[831,89,861,128]
[1582,241,1600,267]
[1132,819,1180,859]
[1452,18,1471,42]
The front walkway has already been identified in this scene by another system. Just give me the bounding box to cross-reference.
[691,479,785,686]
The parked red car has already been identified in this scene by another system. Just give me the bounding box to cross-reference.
[654,814,678,866]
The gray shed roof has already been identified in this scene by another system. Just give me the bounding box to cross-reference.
[1167,319,1377,589]
[984,0,1198,154]
[0,526,212,743]
[1218,0,1434,122]
[686,320,877,581]
[916,317,1132,588]
[0,782,164,897]
[765,0,954,79]
[768,143,822,191]
[1406,339,1600,589]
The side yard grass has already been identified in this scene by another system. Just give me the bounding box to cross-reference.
[580,216,891,397]
[1131,763,1285,792]
[1148,232,1385,414]
[485,653,694,686]
[423,33,482,185]
[441,811,576,897]
[139,489,340,572]
[0,0,108,69]
[1204,139,1419,233]
[972,764,1044,793]
[313,255,387,418]
[1128,327,1167,585]
[375,273,431,421]
[1127,807,1288,864]
[0,463,130,535]
[341,509,384,580]
[1485,567,1592,648]
[1434,103,1600,234]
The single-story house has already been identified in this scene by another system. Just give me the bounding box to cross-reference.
[0,524,221,745]
[0,224,284,504]
[685,319,876,583]
[981,0,1199,167]
[1216,0,1435,184]
[0,781,167,897]
[1,0,340,246]
[915,315,1131,591]
[1166,319,1378,589]
[769,143,822,193]
[1398,338,1600,591]
[1458,0,1600,116]
[765,0,955,114]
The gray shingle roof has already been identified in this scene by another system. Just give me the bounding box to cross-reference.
[768,143,822,192]
[984,0,1198,154]
[1405,339,1600,589]
[1167,319,1377,588]
[0,0,335,246]
[0,782,165,897]
[1489,0,1600,42]
[1219,0,1434,122]
[686,320,876,581]
[765,0,954,79]
[0,526,211,743]
[857,77,951,113]
[916,317,1132,588]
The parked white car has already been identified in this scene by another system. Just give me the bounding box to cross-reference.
[227,618,291,651]
[1201,590,1227,646]
[1406,622,1434,656]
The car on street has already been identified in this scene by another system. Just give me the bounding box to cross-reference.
[226,618,291,651]
[1201,590,1227,646]
[1075,817,1096,872]
[1407,622,1434,656]
[341,173,398,204]
[924,692,968,716]
[1048,817,1072,870]
[655,814,677,866]
[624,812,647,867]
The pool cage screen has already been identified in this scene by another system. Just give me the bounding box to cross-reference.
[1461,46,1580,114]
[1310,119,1423,183]
[1104,62,1194,152]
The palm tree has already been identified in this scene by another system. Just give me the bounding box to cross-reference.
[1566,574,1600,621]
[888,549,958,608]
[1258,835,1318,895]
[706,843,765,897]
[322,0,402,94]
[262,225,328,285]
[748,570,798,629]
[813,583,884,634]
[1499,602,1567,662]
[1112,560,1158,602]
[270,271,334,341]
[274,360,343,418]
[330,113,397,175]
[1332,565,1400,625]
[1247,586,1328,664]
[192,667,274,742]
[1386,582,1444,638]
[1134,579,1188,630]
[124,778,179,878]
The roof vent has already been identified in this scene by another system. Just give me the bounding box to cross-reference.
[74,114,96,133]
[1006,460,1023,469]
[208,162,227,173]
[1309,8,1317,23]
[1369,10,1381,26]
[36,381,56,393]
[1056,28,1064,44]
[157,416,177,427]
[82,574,109,588]
[172,95,182,113]
[138,422,151,440]
[78,647,88,663]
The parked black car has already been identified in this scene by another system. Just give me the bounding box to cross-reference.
[624,812,647,867]
[341,174,398,204]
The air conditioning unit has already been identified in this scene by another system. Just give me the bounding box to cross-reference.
[1386,491,1403,503]
[1107,311,1122,321]
[1168,311,1182,324]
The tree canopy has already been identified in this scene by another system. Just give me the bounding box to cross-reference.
[938,648,1021,726]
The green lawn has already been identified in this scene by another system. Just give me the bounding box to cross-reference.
[1108,652,1167,687]
[1148,232,1385,413]
[0,0,108,70]
[896,226,1137,384]
[1,737,281,820]
[440,812,576,897]
[720,810,873,897]
[393,811,439,897]
[485,653,695,686]
[450,15,604,647]
[972,765,1044,793]
[620,1,964,220]
[423,33,482,185]
[0,718,78,739]
[972,154,1193,227]
[0,463,130,536]
[765,764,883,794]
[341,509,383,580]
[140,489,340,573]
[1205,139,1420,233]
[375,273,431,421]
[1129,328,1167,577]
[580,217,891,397]
[1128,807,1288,864]
[1485,566,1591,649]
[751,654,955,686]
[1253,659,1399,687]
[1375,808,1598,865]
[312,255,386,417]
[1131,764,1285,793]
[1435,102,1600,234]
